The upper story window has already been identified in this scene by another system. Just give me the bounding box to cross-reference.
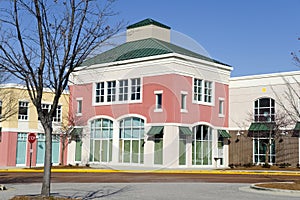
[107,81,116,102]
[76,98,82,115]
[254,98,275,122]
[53,105,62,122]
[181,91,187,112]
[39,103,62,122]
[193,78,213,104]
[18,101,29,120]
[119,80,128,101]
[193,79,202,101]
[204,81,212,103]
[95,82,105,103]
[131,78,141,101]
[218,98,224,117]
[95,78,141,104]
[154,90,163,112]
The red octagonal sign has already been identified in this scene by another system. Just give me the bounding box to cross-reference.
[28,133,36,143]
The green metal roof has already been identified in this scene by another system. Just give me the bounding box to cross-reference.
[179,126,193,135]
[147,126,164,135]
[293,122,300,137]
[82,38,231,67]
[294,122,300,131]
[248,122,276,137]
[70,127,83,136]
[218,130,231,138]
[127,18,171,30]
[248,122,275,132]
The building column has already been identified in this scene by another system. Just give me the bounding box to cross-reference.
[67,140,76,165]
[144,135,154,167]
[111,121,119,164]
[81,126,90,165]
[212,129,218,168]
[163,125,179,168]
[186,136,193,167]
[223,139,229,167]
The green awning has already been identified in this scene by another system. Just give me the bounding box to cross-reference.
[70,128,83,136]
[147,126,164,135]
[248,122,275,131]
[293,122,300,137]
[218,130,231,138]
[294,122,300,131]
[248,122,275,137]
[179,126,193,135]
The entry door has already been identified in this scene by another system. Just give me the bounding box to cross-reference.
[52,135,60,164]
[36,133,45,165]
[16,133,27,165]
[36,134,60,165]
[179,138,186,165]
[75,139,82,162]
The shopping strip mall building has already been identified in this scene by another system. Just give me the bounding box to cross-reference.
[68,19,300,168]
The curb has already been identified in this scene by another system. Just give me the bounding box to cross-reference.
[250,182,300,194]
[1,168,300,175]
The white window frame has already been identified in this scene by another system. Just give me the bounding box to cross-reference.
[76,98,83,116]
[154,90,163,112]
[95,82,105,103]
[253,137,275,164]
[18,101,29,120]
[94,78,142,105]
[107,80,116,102]
[218,98,225,117]
[181,91,188,113]
[193,78,202,102]
[193,78,214,106]
[53,105,62,123]
[39,103,62,122]
[130,78,141,101]
[204,81,213,103]
[119,79,129,101]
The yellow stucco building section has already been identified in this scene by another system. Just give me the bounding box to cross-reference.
[0,84,69,131]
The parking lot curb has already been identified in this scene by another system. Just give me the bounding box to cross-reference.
[1,168,300,176]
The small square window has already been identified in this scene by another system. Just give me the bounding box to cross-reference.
[154,91,163,112]
[181,92,188,112]
[77,99,82,115]
[219,99,224,117]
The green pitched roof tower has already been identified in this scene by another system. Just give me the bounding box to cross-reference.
[82,18,231,68]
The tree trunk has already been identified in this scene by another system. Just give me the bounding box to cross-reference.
[60,135,66,165]
[41,123,53,196]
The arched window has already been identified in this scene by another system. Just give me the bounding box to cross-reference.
[192,125,212,165]
[254,98,275,122]
[90,118,113,163]
[119,117,144,164]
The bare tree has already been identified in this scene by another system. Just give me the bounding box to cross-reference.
[0,70,18,122]
[244,109,293,166]
[59,111,85,166]
[0,0,122,197]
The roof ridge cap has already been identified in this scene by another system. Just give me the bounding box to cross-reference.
[150,38,173,52]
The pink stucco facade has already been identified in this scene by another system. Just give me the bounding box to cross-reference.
[70,74,229,127]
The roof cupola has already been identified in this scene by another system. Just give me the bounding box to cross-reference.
[126,18,171,42]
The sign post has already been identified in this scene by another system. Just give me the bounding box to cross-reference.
[28,133,36,168]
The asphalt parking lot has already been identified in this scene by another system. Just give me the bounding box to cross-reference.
[1,182,300,200]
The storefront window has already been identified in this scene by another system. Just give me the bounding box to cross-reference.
[192,125,212,165]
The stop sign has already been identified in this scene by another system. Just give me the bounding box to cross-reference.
[28,133,36,143]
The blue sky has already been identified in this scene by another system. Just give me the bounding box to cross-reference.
[113,0,300,77]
